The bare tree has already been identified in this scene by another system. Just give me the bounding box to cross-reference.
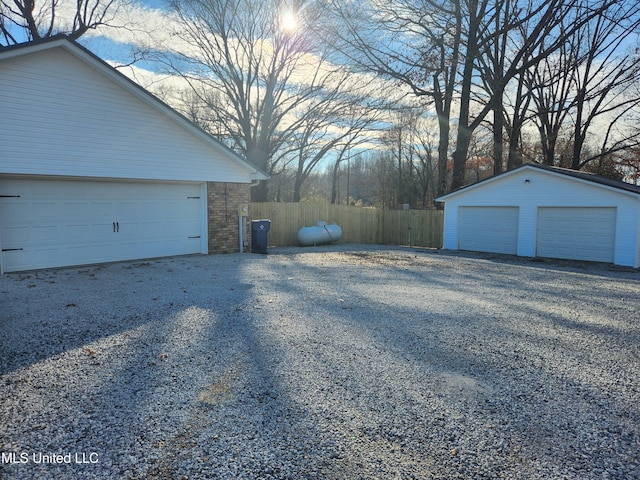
[568,2,640,170]
[523,1,640,172]
[618,146,640,185]
[527,37,577,166]
[413,123,441,207]
[153,0,383,201]
[368,153,398,209]
[380,108,425,207]
[164,0,306,201]
[329,0,623,191]
[326,0,460,197]
[291,90,383,202]
[1,0,123,45]
[503,69,532,170]
[453,0,615,189]
[329,142,356,205]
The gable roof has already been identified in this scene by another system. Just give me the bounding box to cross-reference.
[0,36,268,181]
[437,163,640,201]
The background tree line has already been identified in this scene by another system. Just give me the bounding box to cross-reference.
[2,0,640,205]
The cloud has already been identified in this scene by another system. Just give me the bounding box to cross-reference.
[83,0,409,104]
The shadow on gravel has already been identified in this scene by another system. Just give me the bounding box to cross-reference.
[1,248,639,479]
[417,247,640,278]
[2,264,145,377]
[0,254,342,479]
[260,249,640,479]
[270,243,640,277]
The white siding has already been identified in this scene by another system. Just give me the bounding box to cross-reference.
[0,48,254,183]
[440,166,640,267]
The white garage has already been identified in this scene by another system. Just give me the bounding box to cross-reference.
[0,37,267,273]
[436,164,640,268]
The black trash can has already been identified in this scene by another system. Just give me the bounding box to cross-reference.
[251,219,271,254]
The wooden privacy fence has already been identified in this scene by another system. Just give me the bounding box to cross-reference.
[250,203,443,248]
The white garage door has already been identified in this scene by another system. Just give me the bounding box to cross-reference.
[536,207,616,263]
[458,206,519,255]
[0,177,205,273]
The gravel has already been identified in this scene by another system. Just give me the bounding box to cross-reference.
[1,244,639,479]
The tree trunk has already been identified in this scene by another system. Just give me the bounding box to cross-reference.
[450,0,480,191]
[507,123,523,170]
[451,127,473,191]
[492,2,504,176]
[293,174,303,202]
[436,113,450,198]
[330,160,341,204]
[493,107,504,175]
[247,148,269,201]
[507,75,528,170]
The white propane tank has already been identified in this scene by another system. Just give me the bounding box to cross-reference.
[297,221,343,246]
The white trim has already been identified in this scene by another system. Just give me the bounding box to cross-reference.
[201,183,209,254]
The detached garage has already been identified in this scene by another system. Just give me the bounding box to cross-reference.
[436,164,640,268]
[0,37,267,273]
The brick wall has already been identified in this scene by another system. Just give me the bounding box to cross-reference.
[207,182,251,253]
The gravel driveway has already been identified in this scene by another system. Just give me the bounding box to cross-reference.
[1,245,639,479]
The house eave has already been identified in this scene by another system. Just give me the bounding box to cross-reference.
[436,164,640,202]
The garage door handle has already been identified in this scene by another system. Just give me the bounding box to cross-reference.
[113,222,116,232]
[116,222,119,233]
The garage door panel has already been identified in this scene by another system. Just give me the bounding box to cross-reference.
[4,202,30,222]
[66,223,93,242]
[536,207,615,263]
[1,178,204,272]
[459,206,519,255]
[92,202,112,217]
[30,225,61,246]
[66,202,91,220]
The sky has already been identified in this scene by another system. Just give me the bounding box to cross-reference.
[67,0,409,162]
[6,0,639,177]
[3,0,169,72]
[83,0,173,65]
[75,0,639,176]
[68,0,397,99]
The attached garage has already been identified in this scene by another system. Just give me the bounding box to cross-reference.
[0,37,267,273]
[1,178,206,272]
[436,164,640,268]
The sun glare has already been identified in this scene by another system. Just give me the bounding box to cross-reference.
[282,10,298,32]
